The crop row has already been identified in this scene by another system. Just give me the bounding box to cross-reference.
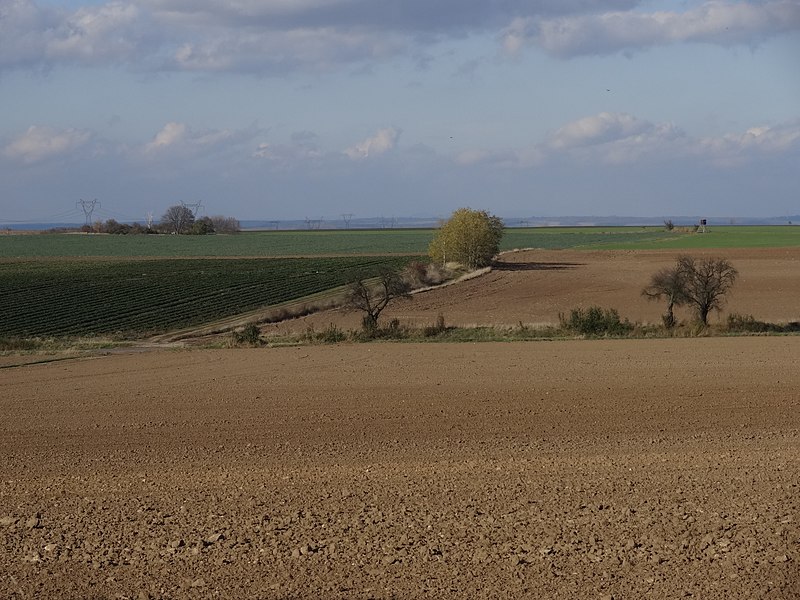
[0,256,417,338]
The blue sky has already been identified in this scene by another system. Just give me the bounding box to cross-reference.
[1,0,799,223]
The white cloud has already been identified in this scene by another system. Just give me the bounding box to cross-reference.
[252,140,322,165]
[541,112,696,165]
[507,0,800,58]
[3,125,91,164]
[145,122,187,151]
[695,121,800,166]
[450,114,800,170]
[344,127,400,159]
[548,112,655,149]
[143,122,253,157]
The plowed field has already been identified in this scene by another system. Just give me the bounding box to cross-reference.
[2,339,798,599]
[265,247,800,334]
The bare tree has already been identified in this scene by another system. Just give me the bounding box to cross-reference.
[161,204,195,234]
[676,256,738,325]
[644,256,738,327]
[346,269,411,333]
[642,266,687,328]
[210,215,241,234]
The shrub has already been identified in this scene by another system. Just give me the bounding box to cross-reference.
[423,314,447,337]
[423,262,450,285]
[559,306,633,336]
[354,317,409,341]
[404,261,430,286]
[0,337,39,352]
[302,324,348,343]
[232,323,262,346]
[727,313,774,333]
[321,324,347,343]
[429,208,504,268]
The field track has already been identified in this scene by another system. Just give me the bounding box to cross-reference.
[1,339,798,598]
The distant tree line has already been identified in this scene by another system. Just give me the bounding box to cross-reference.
[159,205,240,235]
[88,206,240,235]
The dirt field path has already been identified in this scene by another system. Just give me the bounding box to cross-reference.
[1,339,798,598]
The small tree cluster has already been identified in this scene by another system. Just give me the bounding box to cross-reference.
[159,206,240,235]
[643,256,738,326]
[429,208,504,269]
[97,219,151,234]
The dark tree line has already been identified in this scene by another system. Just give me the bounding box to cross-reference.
[92,207,240,235]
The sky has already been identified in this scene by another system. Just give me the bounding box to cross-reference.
[1,0,799,223]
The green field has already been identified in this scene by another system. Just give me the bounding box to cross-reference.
[0,256,416,338]
[0,230,430,258]
[599,226,800,250]
[0,227,686,257]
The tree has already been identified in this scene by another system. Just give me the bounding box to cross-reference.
[642,266,687,328]
[346,269,411,333]
[676,256,738,325]
[101,219,132,234]
[643,256,738,326]
[428,208,504,269]
[210,215,241,234]
[161,205,195,234]
[191,216,215,235]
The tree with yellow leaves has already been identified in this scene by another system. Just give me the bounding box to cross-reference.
[428,208,504,269]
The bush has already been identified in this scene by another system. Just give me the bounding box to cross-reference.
[404,261,430,286]
[423,314,447,337]
[232,323,262,346]
[559,306,633,336]
[429,208,504,268]
[354,317,408,341]
[304,324,348,343]
[726,313,783,333]
[0,337,39,352]
[191,217,215,235]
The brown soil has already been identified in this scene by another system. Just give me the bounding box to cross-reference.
[2,340,798,599]
[265,247,800,334]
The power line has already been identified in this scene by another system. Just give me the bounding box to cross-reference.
[181,201,204,218]
[0,207,83,224]
[76,199,101,226]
